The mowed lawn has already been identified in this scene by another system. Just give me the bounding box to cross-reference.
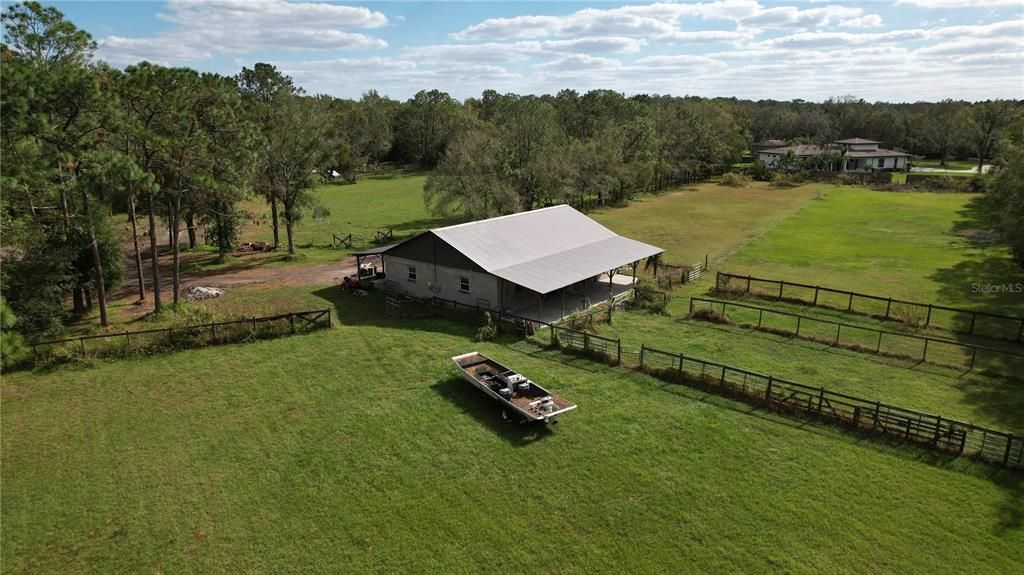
[591,182,823,263]
[724,188,1024,314]
[236,174,446,264]
[2,299,1022,573]
[580,184,1024,431]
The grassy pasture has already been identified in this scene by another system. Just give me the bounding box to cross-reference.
[236,174,444,265]
[3,294,1023,573]
[7,175,1024,572]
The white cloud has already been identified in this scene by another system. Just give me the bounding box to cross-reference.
[97,0,388,65]
[839,15,884,28]
[897,0,1021,7]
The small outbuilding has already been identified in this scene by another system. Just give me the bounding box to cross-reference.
[363,205,663,322]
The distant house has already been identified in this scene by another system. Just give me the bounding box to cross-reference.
[750,139,787,155]
[354,205,663,322]
[757,138,911,172]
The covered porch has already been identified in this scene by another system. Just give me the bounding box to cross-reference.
[504,270,637,324]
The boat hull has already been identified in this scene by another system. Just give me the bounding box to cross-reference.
[452,352,577,423]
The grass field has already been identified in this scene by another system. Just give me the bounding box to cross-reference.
[236,174,444,265]
[3,296,1023,573]
[6,175,1024,573]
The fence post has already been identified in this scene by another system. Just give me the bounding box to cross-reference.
[1005,435,1015,467]
[746,275,752,293]
[715,271,722,291]
[817,387,825,414]
[290,314,296,334]
[847,292,854,311]
[873,401,881,429]
[720,365,726,385]
[876,331,883,354]
[757,309,763,329]
[813,286,820,305]
[925,304,933,327]
[885,297,892,319]
[796,316,801,336]
[640,344,646,367]
[616,339,622,365]
[79,338,86,354]
[922,339,929,362]
[252,316,257,334]
[853,406,861,426]
[689,298,694,315]
[705,253,708,271]
[777,281,784,300]
[968,312,977,335]
[550,326,555,346]
[584,332,590,352]
[934,416,942,445]
[969,347,978,371]
[834,324,841,346]
[327,308,332,327]
[765,375,773,401]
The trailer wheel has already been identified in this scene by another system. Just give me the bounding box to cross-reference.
[501,410,511,422]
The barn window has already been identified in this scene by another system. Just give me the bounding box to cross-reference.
[407,265,417,282]
[460,276,470,293]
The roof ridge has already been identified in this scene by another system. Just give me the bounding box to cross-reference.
[432,204,572,233]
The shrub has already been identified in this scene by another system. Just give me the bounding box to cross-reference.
[475,311,497,342]
[633,278,669,314]
[719,172,751,187]
[1,297,30,370]
[690,307,732,324]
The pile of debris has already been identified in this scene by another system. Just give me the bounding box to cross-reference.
[185,286,224,301]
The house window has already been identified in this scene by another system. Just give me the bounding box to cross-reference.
[407,265,417,282]
[878,158,887,168]
[460,276,470,293]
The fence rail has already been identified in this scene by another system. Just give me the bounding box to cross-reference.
[716,271,1024,343]
[689,296,1024,378]
[29,309,332,364]
[638,345,1022,468]
[422,293,1021,468]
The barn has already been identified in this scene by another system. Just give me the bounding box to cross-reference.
[356,205,663,322]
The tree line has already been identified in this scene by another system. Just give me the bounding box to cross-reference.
[2,1,1022,344]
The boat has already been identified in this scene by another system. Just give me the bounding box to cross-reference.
[451,352,577,423]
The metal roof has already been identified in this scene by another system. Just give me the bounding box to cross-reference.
[352,243,397,256]
[428,205,663,294]
[846,148,912,158]
[834,138,881,144]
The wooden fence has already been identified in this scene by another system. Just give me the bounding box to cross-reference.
[716,271,1024,343]
[654,257,707,290]
[423,293,1021,468]
[689,297,1024,378]
[637,345,1022,468]
[29,309,331,365]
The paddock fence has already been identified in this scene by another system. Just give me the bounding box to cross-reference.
[420,293,1021,468]
[689,297,1024,379]
[716,271,1024,343]
[29,309,332,365]
[637,345,1022,468]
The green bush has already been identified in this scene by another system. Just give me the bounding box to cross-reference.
[1,297,30,369]
[719,172,752,187]
[475,311,497,342]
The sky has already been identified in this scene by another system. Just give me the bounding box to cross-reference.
[37,0,1024,102]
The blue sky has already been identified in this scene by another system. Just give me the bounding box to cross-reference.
[39,0,1024,101]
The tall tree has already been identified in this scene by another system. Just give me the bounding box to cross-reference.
[236,63,298,249]
[969,100,1018,173]
[264,95,336,255]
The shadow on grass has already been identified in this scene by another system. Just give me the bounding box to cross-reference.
[430,376,554,447]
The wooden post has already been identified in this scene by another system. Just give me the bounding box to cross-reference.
[925,304,933,326]
[922,339,929,362]
[765,376,773,401]
[777,281,784,300]
[550,326,555,346]
[746,275,752,293]
[853,406,861,427]
[290,314,296,334]
[834,324,841,345]
[720,365,726,385]
[79,338,85,354]
[968,312,977,335]
[847,292,854,311]
[876,331,883,354]
[795,316,801,336]
[817,387,825,414]
[616,339,621,365]
[1004,435,1015,467]
[757,309,763,329]
[969,347,977,371]
[584,332,590,352]
[640,344,646,367]
[885,297,892,319]
[813,286,820,305]
[934,416,942,445]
